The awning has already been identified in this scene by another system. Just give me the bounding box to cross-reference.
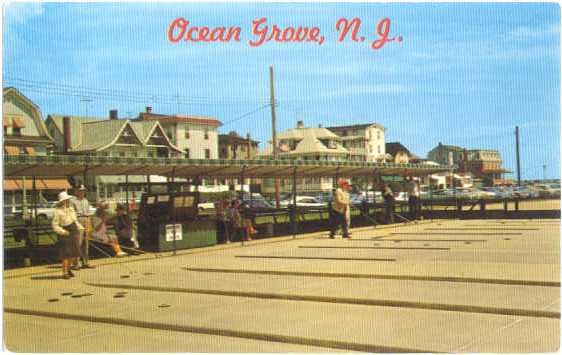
[11,117,26,129]
[3,178,71,191]
[25,147,35,155]
[3,117,12,127]
[5,146,20,155]
[4,155,453,179]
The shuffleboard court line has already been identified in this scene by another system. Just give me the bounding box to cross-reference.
[424,228,540,231]
[183,267,561,287]
[4,307,434,353]
[298,246,450,251]
[235,255,396,261]
[389,232,522,235]
[365,239,487,242]
[84,283,561,319]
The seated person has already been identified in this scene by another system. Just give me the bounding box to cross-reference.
[112,203,140,249]
[91,205,127,257]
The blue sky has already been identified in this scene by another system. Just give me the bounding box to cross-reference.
[3,2,560,179]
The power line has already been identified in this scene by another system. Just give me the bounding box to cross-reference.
[4,77,271,106]
[222,104,271,126]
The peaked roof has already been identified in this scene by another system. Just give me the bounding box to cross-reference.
[278,127,341,141]
[386,142,411,157]
[46,115,182,153]
[3,87,53,141]
[139,112,222,127]
[289,135,348,155]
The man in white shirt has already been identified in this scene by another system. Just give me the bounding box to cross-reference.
[70,185,95,269]
[329,180,352,239]
[405,176,420,220]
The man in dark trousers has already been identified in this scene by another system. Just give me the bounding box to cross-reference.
[405,176,420,220]
[382,183,395,224]
[329,180,351,239]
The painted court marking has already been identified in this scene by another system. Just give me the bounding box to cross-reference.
[234,255,396,262]
[298,245,450,251]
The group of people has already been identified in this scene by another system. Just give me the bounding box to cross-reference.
[51,185,138,279]
[328,176,422,238]
[382,176,422,223]
[214,199,257,244]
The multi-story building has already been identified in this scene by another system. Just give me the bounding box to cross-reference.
[258,121,351,193]
[326,123,386,162]
[219,131,259,160]
[46,111,182,158]
[3,87,70,210]
[427,142,465,166]
[465,149,510,186]
[137,107,221,160]
[45,110,183,199]
[427,142,510,186]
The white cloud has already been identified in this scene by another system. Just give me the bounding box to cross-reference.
[321,84,413,97]
[509,23,559,38]
[5,2,44,25]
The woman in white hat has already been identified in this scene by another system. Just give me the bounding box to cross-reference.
[52,191,84,279]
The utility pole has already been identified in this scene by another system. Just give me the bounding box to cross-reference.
[270,66,280,207]
[515,126,521,186]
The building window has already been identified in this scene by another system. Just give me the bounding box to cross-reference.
[205,149,210,159]
[12,127,21,136]
[185,149,190,158]
[377,145,381,154]
[204,130,209,140]
[377,131,380,140]
[119,152,126,157]
[185,130,190,139]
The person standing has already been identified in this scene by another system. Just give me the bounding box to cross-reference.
[382,183,395,224]
[226,200,243,242]
[70,185,95,269]
[52,191,84,279]
[214,198,229,244]
[405,176,420,220]
[329,180,351,239]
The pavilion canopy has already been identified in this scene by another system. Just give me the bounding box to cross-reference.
[4,155,453,179]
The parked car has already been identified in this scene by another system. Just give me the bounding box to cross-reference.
[315,191,333,203]
[547,183,561,197]
[242,199,274,209]
[533,184,558,198]
[394,191,408,202]
[15,201,58,221]
[511,186,539,199]
[197,201,215,211]
[351,191,383,205]
[280,196,327,207]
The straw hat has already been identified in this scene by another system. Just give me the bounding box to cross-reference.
[57,191,73,205]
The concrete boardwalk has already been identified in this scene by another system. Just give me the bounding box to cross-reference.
[4,219,560,352]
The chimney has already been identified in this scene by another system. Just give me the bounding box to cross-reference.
[109,110,118,120]
[63,116,71,153]
[296,120,304,129]
[146,106,152,113]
